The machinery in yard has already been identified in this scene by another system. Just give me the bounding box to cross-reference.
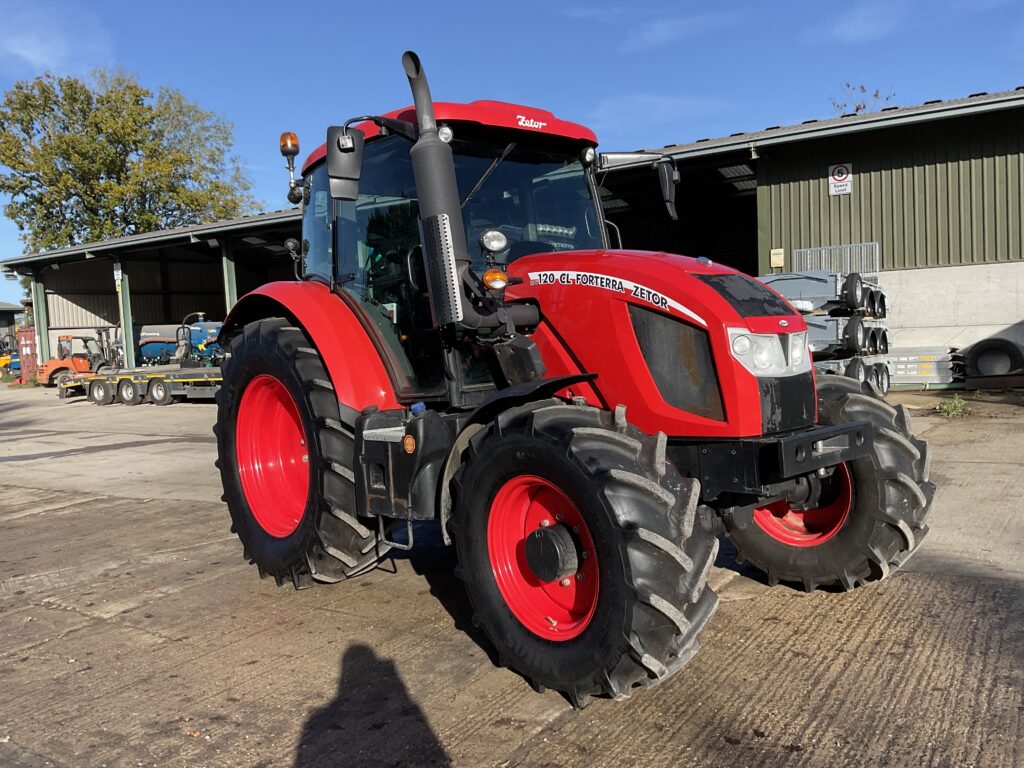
[62,313,224,405]
[35,329,118,387]
[0,334,18,377]
[214,52,935,706]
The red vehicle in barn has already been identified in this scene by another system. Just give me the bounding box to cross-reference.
[214,52,934,706]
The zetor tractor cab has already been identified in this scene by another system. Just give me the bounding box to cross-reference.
[216,52,934,706]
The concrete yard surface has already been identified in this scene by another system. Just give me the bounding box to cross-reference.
[1,385,1022,767]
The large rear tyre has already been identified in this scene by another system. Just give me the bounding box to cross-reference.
[723,376,934,591]
[215,318,390,588]
[451,400,718,706]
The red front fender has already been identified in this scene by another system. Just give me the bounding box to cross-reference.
[222,282,400,413]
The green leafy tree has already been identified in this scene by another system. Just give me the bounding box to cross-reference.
[0,70,257,256]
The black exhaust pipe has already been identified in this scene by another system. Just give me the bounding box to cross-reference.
[401,51,477,327]
[402,51,537,332]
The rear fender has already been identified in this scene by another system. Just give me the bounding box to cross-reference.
[221,281,400,415]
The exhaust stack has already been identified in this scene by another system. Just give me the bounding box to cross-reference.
[402,51,470,327]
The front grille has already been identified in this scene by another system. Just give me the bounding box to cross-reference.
[758,371,815,434]
[628,304,724,421]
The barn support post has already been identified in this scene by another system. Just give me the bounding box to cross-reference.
[30,269,50,364]
[221,241,238,313]
[115,262,136,369]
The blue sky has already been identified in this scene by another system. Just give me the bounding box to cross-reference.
[1,0,1022,304]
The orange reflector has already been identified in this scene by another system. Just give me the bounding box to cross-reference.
[279,131,300,157]
[483,268,509,290]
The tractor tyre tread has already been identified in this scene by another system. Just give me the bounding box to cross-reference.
[215,317,389,589]
[451,399,717,705]
[724,377,934,591]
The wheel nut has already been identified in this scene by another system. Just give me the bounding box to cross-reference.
[581,551,589,559]
[559,578,571,587]
[539,519,550,527]
[576,572,585,581]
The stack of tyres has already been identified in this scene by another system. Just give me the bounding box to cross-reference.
[760,269,892,393]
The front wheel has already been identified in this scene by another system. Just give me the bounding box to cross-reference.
[451,400,718,706]
[723,376,934,591]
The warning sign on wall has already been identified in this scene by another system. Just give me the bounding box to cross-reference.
[829,163,853,196]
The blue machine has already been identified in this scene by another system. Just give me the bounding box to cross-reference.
[135,314,223,365]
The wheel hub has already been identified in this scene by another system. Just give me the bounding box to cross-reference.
[235,374,309,538]
[487,475,599,640]
[753,463,853,547]
[524,523,579,583]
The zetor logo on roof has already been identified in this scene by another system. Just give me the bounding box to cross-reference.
[516,115,547,130]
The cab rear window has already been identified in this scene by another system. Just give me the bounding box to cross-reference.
[695,274,794,318]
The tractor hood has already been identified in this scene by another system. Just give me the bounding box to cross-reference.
[505,249,813,439]
[506,249,806,336]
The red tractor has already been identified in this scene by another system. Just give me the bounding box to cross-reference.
[216,53,933,706]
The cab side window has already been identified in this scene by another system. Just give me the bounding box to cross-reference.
[302,169,334,281]
[335,137,445,396]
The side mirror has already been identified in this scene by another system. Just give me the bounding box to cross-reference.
[656,158,680,221]
[326,126,365,200]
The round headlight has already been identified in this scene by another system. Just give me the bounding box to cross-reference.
[479,229,509,254]
[731,334,752,356]
[581,146,596,166]
[437,124,453,143]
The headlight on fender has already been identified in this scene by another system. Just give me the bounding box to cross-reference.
[728,328,811,377]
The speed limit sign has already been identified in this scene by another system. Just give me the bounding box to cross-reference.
[829,163,853,196]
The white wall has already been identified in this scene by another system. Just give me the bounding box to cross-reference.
[880,261,1024,351]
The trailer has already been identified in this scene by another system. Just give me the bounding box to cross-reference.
[61,364,222,406]
[803,314,890,357]
[760,269,890,318]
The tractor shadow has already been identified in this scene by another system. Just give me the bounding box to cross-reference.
[391,523,502,669]
[293,643,451,768]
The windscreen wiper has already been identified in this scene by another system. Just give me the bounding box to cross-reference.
[460,142,516,208]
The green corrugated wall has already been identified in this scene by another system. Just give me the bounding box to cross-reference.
[756,107,1024,273]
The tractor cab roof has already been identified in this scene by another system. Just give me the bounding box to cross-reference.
[301,100,597,174]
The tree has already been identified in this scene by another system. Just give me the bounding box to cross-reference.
[831,82,896,116]
[0,70,257,256]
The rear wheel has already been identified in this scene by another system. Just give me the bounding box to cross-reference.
[89,380,115,406]
[451,400,718,706]
[215,317,390,588]
[117,378,144,406]
[723,376,934,591]
[148,378,174,406]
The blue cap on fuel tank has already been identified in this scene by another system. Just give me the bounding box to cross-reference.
[410,401,426,416]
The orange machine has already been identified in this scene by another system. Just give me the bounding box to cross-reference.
[36,333,113,386]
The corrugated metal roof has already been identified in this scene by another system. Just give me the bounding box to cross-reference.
[1,208,301,270]
[621,86,1024,167]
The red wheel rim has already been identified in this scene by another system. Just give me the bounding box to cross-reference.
[753,463,853,547]
[487,476,599,641]
[235,374,309,537]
